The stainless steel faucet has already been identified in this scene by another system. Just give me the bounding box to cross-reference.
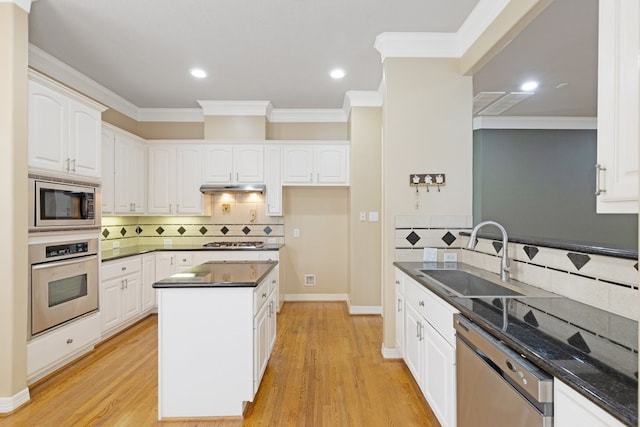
[467,220,510,281]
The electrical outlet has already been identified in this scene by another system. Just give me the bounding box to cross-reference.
[163,239,172,248]
[112,241,120,249]
[360,211,366,221]
[250,209,256,223]
[293,228,300,238]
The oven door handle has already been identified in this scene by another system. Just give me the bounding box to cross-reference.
[31,254,98,271]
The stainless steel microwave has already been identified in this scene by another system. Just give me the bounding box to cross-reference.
[29,178,100,231]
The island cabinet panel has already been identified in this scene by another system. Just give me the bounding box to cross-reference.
[157,287,255,418]
[554,379,625,427]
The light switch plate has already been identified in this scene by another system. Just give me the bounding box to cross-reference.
[423,248,437,262]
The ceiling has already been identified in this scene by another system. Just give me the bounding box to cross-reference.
[28,0,597,116]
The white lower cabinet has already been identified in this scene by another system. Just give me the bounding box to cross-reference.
[101,257,142,335]
[397,268,458,427]
[27,312,101,383]
[253,268,278,393]
[141,253,156,312]
[554,379,625,427]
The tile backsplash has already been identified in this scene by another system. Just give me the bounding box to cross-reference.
[395,215,639,321]
[102,193,284,249]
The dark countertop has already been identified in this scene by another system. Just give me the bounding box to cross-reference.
[459,231,638,260]
[101,244,283,262]
[395,261,638,427]
[152,260,278,288]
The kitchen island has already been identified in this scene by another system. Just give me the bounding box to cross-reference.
[153,260,278,420]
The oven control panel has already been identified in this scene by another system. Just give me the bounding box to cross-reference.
[46,242,89,258]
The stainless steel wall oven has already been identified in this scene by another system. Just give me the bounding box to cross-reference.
[29,236,99,338]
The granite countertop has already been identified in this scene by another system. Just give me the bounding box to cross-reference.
[101,243,283,262]
[395,261,639,427]
[152,260,278,288]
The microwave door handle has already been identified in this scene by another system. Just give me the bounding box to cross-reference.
[31,254,98,271]
[80,193,89,219]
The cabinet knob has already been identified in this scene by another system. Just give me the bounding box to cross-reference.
[418,300,425,307]
[66,338,73,344]
[262,292,267,298]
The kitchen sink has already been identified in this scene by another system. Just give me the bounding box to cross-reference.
[417,269,524,298]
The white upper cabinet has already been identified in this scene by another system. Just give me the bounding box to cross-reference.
[264,146,283,216]
[28,72,104,180]
[282,143,349,185]
[147,142,203,215]
[596,0,639,213]
[111,129,146,214]
[202,144,264,184]
[101,127,116,215]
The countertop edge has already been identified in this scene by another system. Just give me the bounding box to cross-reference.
[394,261,637,427]
[102,244,284,262]
[152,260,278,289]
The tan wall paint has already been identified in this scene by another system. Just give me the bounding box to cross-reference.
[282,187,349,295]
[381,58,473,348]
[0,2,29,399]
[349,107,382,307]
[102,109,204,139]
[267,122,348,140]
[204,116,266,140]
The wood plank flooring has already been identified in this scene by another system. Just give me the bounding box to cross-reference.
[0,302,439,426]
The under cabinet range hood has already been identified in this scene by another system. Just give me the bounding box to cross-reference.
[199,184,266,194]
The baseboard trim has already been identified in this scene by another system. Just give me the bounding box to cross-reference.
[381,345,402,359]
[0,388,30,413]
[347,304,383,315]
[284,293,347,302]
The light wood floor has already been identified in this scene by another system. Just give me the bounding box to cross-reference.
[0,302,439,426]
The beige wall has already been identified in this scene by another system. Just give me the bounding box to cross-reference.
[204,116,266,140]
[381,58,473,348]
[349,107,382,307]
[102,109,204,139]
[267,122,348,140]
[282,187,349,296]
[0,2,29,400]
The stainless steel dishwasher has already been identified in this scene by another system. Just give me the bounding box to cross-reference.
[454,314,553,427]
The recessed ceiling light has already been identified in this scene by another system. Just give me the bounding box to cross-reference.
[520,80,539,92]
[330,69,346,79]
[190,68,207,79]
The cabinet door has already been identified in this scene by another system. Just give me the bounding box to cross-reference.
[176,145,203,214]
[202,145,233,183]
[234,145,264,183]
[68,99,101,178]
[100,277,123,332]
[101,128,115,215]
[554,379,624,427]
[596,0,639,213]
[155,253,177,281]
[395,270,405,356]
[141,254,156,312]
[404,304,424,388]
[282,146,314,184]
[129,141,146,213]
[114,135,133,213]
[268,294,277,354]
[423,324,456,427]
[147,144,177,214]
[254,302,270,393]
[28,80,68,173]
[122,273,141,322]
[316,145,348,184]
[265,146,283,216]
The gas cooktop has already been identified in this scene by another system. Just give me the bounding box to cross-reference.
[202,241,265,249]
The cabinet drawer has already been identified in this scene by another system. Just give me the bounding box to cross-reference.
[102,257,141,280]
[175,253,193,267]
[254,279,269,314]
[405,279,458,347]
[27,313,101,379]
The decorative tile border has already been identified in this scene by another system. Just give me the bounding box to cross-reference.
[394,215,472,262]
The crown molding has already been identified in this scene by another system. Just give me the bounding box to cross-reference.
[374,0,511,60]
[0,0,34,13]
[268,109,348,123]
[473,116,597,130]
[345,90,383,109]
[197,100,272,117]
[28,44,139,119]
